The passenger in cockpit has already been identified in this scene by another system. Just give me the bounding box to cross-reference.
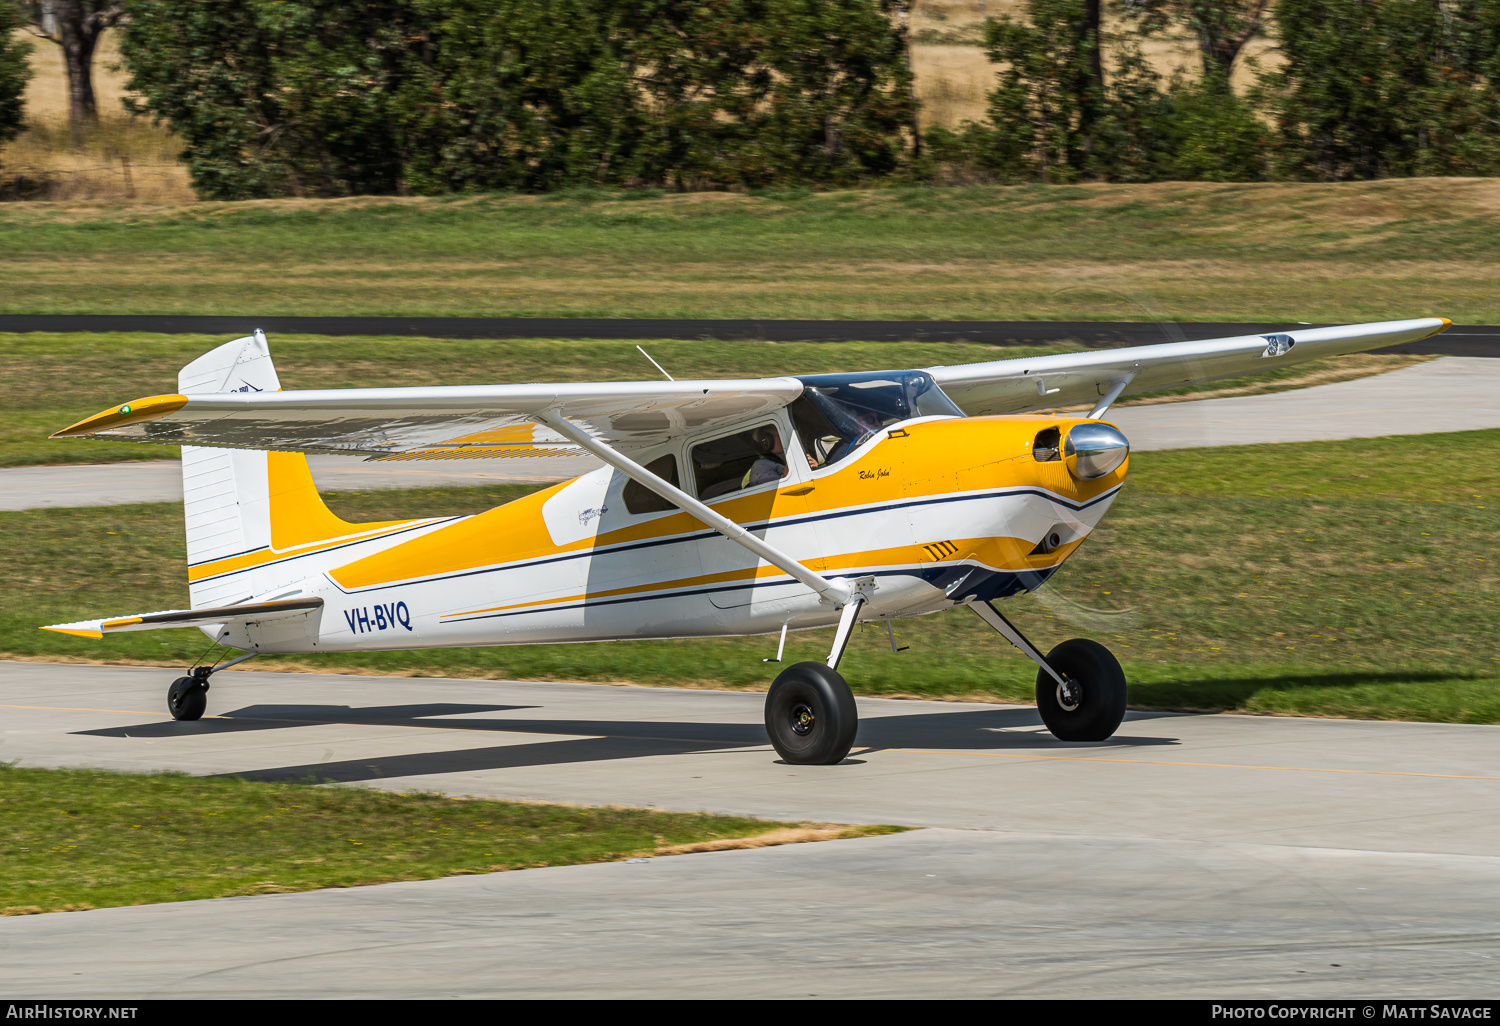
[741,427,792,488]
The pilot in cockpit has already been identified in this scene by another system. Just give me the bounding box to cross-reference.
[740,426,800,488]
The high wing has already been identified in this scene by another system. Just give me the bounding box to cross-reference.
[52,318,1449,459]
[928,317,1450,417]
[53,377,804,461]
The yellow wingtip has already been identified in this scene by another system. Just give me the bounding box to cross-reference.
[50,394,189,439]
[1420,317,1455,342]
[40,626,104,639]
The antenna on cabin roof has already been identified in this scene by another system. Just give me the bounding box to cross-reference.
[636,346,675,382]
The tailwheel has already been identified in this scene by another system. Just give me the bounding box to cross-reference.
[167,675,208,721]
[1035,638,1127,742]
[764,661,858,765]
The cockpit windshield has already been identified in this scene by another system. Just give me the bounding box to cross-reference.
[789,370,963,469]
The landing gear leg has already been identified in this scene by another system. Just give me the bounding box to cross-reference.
[968,600,1127,742]
[167,651,257,721]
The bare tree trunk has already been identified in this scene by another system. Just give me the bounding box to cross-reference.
[894,2,922,160]
[22,1,124,146]
[1084,0,1104,99]
[57,5,99,137]
[1078,0,1104,161]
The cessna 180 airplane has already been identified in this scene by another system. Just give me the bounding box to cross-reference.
[44,317,1449,764]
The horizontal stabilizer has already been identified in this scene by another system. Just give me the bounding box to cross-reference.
[42,598,323,640]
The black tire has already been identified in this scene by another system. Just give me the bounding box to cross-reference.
[167,676,207,721]
[764,661,858,765]
[1034,639,1126,742]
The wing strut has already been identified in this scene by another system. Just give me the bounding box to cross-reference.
[1087,370,1137,420]
[535,411,854,607]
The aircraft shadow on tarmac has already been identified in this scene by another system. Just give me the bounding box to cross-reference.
[76,702,542,738]
[74,702,1181,784]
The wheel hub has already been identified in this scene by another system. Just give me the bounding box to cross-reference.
[789,701,815,736]
[1056,676,1081,712]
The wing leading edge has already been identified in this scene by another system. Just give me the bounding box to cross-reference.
[51,318,1450,457]
[927,317,1451,417]
[53,378,804,461]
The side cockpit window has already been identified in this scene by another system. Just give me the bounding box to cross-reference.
[623,454,679,514]
[692,425,789,501]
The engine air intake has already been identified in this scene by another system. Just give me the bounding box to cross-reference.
[1032,426,1061,462]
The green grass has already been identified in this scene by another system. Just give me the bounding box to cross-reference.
[0,179,1494,321]
[4,430,1497,722]
[0,765,895,915]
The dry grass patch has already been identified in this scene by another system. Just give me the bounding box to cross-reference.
[912,44,995,128]
[2,29,193,202]
[652,823,902,857]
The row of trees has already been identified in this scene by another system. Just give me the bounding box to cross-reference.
[2,1,1499,194]
[117,0,919,198]
[927,0,1273,182]
[930,0,1500,183]
[1270,0,1500,178]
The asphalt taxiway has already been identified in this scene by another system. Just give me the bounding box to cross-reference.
[2,662,1497,998]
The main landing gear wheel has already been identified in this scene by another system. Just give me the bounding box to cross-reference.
[1035,638,1127,742]
[764,661,858,765]
[167,675,208,721]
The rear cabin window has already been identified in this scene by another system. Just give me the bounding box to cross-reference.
[623,454,680,514]
[692,425,788,501]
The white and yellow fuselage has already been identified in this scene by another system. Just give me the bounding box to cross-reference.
[181,413,1125,655]
[48,319,1456,654]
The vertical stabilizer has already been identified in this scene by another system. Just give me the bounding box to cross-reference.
[179,332,383,608]
[181,332,280,607]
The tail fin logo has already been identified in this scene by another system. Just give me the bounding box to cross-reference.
[231,381,264,393]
